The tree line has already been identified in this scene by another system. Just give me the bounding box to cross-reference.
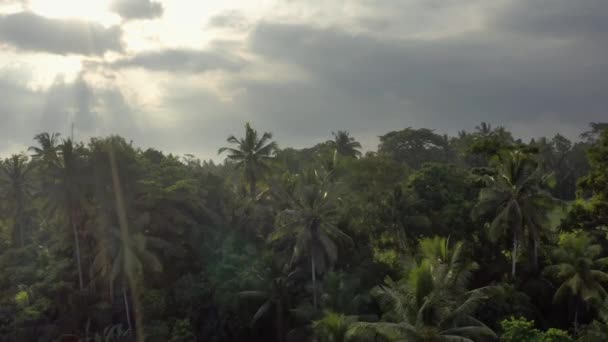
[0,121,607,341]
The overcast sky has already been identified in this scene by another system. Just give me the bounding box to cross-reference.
[1,0,607,159]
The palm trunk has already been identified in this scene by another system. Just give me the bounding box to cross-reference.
[574,306,579,334]
[72,218,84,291]
[250,174,257,199]
[512,233,518,278]
[19,222,24,247]
[573,298,580,334]
[123,285,133,334]
[276,302,285,342]
[311,253,317,309]
[533,238,539,272]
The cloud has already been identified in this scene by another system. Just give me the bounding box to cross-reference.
[4,0,608,160]
[245,19,608,141]
[207,10,250,30]
[0,12,123,55]
[492,0,608,40]
[110,48,246,73]
[0,66,141,157]
[110,0,163,20]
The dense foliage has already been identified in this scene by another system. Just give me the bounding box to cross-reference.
[0,122,607,341]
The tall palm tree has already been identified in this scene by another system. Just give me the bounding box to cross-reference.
[328,131,362,159]
[238,257,296,342]
[348,237,495,341]
[29,132,61,161]
[543,232,608,331]
[474,150,555,277]
[273,170,352,309]
[0,154,34,247]
[43,139,88,291]
[91,228,163,334]
[218,123,277,198]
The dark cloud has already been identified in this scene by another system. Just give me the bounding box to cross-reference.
[246,19,608,140]
[493,0,608,39]
[110,48,246,73]
[110,0,163,20]
[0,12,122,55]
[4,0,608,158]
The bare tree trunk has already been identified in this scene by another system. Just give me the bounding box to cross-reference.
[311,253,317,309]
[123,286,133,334]
[512,234,518,278]
[276,302,285,342]
[250,172,257,199]
[72,218,84,291]
[19,223,24,247]
[533,238,539,272]
[573,298,580,334]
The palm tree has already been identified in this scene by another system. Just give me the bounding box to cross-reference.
[0,154,34,247]
[39,139,88,291]
[328,131,362,159]
[312,311,358,342]
[91,228,163,334]
[474,150,555,277]
[29,132,61,161]
[273,170,352,309]
[348,237,495,341]
[543,232,608,331]
[218,123,277,198]
[238,257,295,342]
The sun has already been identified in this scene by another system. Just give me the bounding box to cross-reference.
[29,0,120,26]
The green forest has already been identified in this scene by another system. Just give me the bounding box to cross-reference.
[1,122,608,342]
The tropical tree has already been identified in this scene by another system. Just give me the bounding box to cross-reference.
[348,237,494,341]
[312,311,358,342]
[29,132,61,162]
[273,170,352,309]
[218,123,277,198]
[39,139,89,291]
[91,228,163,334]
[238,257,296,342]
[543,232,608,331]
[0,154,35,247]
[474,150,555,277]
[328,131,362,159]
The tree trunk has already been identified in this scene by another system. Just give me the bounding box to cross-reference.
[533,238,539,272]
[311,253,317,309]
[276,302,285,342]
[19,222,24,247]
[123,286,133,334]
[72,218,84,291]
[512,233,518,278]
[574,300,579,334]
[250,173,257,199]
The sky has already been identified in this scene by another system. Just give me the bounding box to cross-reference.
[1,0,607,159]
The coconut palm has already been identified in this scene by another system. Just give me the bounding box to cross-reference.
[29,132,61,162]
[347,237,494,341]
[543,232,608,331]
[328,131,362,159]
[474,150,555,277]
[40,139,88,290]
[313,311,358,342]
[0,154,35,247]
[218,123,277,198]
[273,170,352,309]
[238,257,297,342]
[91,227,163,333]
